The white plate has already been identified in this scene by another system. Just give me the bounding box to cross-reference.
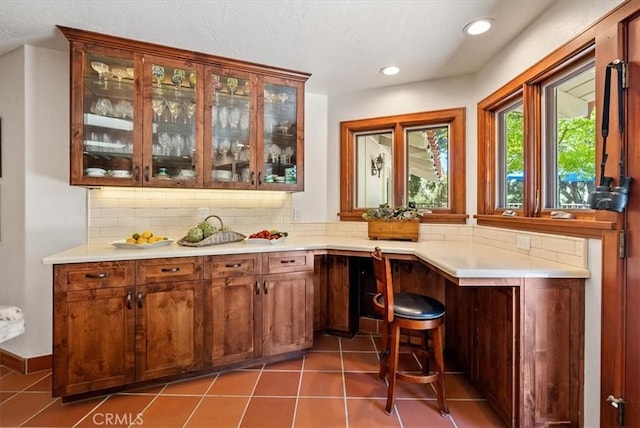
[245,237,287,245]
[110,239,174,249]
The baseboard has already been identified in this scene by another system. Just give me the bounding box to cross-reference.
[0,349,52,374]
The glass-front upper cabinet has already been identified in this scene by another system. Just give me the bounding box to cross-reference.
[258,77,304,190]
[143,56,203,187]
[204,67,254,189]
[71,45,140,186]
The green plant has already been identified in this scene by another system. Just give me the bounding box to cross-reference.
[362,203,420,221]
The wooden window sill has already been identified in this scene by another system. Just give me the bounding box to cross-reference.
[339,212,468,224]
[474,214,615,238]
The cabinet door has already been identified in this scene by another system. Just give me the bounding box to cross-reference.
[70,43,141,186]
[262,272,313,356]
[135,282,203,381]
[53,287,135,397]
[472,287,518,426]
[142,56,203,187]
[204,275,261,367]
[257,76,305,190]
[204,67,255,189]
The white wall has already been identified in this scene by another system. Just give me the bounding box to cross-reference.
[0,46,86,358]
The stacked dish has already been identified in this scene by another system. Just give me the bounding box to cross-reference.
[85,167,107,177]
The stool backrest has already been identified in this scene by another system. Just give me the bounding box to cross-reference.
[371,247,394,323]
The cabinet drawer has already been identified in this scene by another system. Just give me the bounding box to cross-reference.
[136,257,202,284]
[55,261,135,291]
[207,254,262,278]
[263,251,314,274]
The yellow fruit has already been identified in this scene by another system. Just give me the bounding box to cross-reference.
[136,237,148,244]
[141,231,153,239]
[126,237,136,244]
[147,237,157,244]
[155,236,164,241]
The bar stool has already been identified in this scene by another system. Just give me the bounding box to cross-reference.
[371,247,448,416]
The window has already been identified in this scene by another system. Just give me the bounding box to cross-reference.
[340,108,467,223]
[477,43,612,235]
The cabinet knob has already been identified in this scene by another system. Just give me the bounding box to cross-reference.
[264,280,268,294]
[126,291,133,309]
[255,281,260,295]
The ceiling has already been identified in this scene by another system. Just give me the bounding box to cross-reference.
[0,0,557,95]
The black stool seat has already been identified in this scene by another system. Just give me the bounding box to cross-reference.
[375,292,445,320]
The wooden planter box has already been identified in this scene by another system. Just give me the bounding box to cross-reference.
[367,219,419,241]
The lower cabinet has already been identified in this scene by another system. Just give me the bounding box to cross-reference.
[204,251,314,368]
[53,252,312,399]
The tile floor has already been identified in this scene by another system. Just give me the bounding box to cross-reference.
[0,333,506,427]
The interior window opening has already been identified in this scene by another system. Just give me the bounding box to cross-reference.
[355,131,394,209]
[542,60,596,210]
[496,101,524,210]
[405,125,449,209]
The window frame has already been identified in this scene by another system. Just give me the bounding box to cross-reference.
[477,40,616,237]
[340,108,467,223]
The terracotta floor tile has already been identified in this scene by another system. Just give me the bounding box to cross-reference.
[299,371,344,397]
[448,400,508,427]
[240,397,295,428]
[341,335,377,352]
[346,398,402,427]
[0,366,13,376]
[161,374,215,395]
[395,399,455,427]
[0,392,57,427]
[22,395,104,427]
[124,381,167,394]
[312,334,341,351]
[25,372,52,392]
[184,396,249,427]
[264,356,304,371]
[342,351,380,372]
[295,397,347,427]
[0,391,16,404]
[138,395,201,427]
[343,372,387,398]
[208,370,260,396]
[76,394,156,428]
[0,370,51,392]
[253,371,301,396]
[444,373,483,399]
[303,351,342,371]
[394,378,437,399]
[358,317,381,334]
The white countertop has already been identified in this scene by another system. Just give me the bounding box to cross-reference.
[42,236,590,280]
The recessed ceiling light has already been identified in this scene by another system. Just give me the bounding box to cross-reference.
[380,66,400,76]
[463,19,493,35]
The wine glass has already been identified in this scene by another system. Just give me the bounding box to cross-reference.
[229,107,241,129]
[269,144,281,163]
[231,140,242,160]
[172,134,185,157]
[218,106,229,128]
[171,69,185,90]
[165,99,182,123]
[277,92,289,104]
[158,132,171,156]
[212,138,219,158]
[152,98,166,122]
[219,139,231,159]
[227,78,238,95]
[152,65,165,88]
[91,61,109,87]
[111,67,127,88]
[183,101,196,124]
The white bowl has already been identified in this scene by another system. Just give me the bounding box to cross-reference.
[111,169,130,177]
[85,167,106,176]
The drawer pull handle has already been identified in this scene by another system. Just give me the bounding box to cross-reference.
[225,263,242,268]
[250,171,255,186]
[280,260,296,264]
[161,267,180,273]
[137,291,144,308]
[86,272,108,279]
[255,281,260,295]
[126,291,133,310]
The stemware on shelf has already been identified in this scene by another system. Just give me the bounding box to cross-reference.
[166,99,182,123]
[219,139,231,159]
[91,61,109,88]
[158,132,171,156]
[184,101,196,124]
[152,98,166,121]
[218,106,229,128]
[227,78,238,95]
[231,140,243,160]
[172,134,185,157]
[112,67,128,88]
[172,69,185,90]
[152,65,165,88]
[229,107,241,129]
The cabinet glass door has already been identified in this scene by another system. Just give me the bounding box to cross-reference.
[260,79,300,189]
[80,51,137,183]
[205,68,253,188]
[145,58,201,187]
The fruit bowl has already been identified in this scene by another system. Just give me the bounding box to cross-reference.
[111,239,174,249]
[245,236,287,245]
